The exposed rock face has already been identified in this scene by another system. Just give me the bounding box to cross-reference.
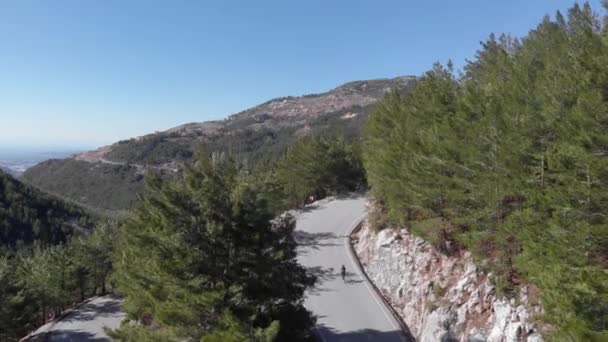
[353,219,544,342]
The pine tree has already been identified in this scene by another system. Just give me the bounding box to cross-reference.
[17,245,61,325]
[362,2,608,338]
[0,253,36,341]
[276,134,364,206]
[111,152,314,341]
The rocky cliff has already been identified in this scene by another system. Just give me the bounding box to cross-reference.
[353,214,545,342]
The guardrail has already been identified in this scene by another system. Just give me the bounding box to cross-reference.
[347,220,416,342]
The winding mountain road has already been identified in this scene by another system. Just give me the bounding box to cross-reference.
[295,195,409,342]
[28,196,407,342]
[29,296,124,342]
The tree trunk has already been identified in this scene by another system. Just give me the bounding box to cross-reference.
[540,154,545,188]
[93,262,98,295]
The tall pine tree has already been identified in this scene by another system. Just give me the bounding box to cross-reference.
[111,152,314,341]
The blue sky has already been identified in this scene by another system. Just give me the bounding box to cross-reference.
[0,0,599,147]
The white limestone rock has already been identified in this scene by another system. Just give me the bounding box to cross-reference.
[353,212,545,342]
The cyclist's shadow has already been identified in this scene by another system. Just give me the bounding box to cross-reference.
[341,270,364,284]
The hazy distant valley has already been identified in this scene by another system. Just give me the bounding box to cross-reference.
[0,147,83,177]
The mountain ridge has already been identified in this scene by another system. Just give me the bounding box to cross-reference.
[23,75,416,212]
[86,75,415,164]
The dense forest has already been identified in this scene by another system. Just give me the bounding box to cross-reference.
[108,138,364,341]
[0,134,363,341]
[275,134,365,206]
[0,223,117,340]
[23,159,147,213]
[363,3,608,340]
[0,170,117,341]
[110,153,314,341]
[0,170,93,247]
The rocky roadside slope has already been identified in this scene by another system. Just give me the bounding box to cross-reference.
[353,214,546,342]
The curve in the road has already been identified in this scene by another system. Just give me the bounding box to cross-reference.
[294,195,412,342]
[28,196,409,342]
[29,295,124,342]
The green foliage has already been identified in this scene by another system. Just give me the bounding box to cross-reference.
[16,245,65,325]
[109,310,280,342]
[0,254,35,341]
[106,133,194,164]
[363,3,608,339]
[200,311,279,342]
[409,218,448,250]
[364,64,464,223]
[105,324,180,342]
[22,77,406,214]
[0,221,119,341]
[71,221,119,297]
[0,169,93,247]
[0,170,120,340]
[276,134,366,206]
[111,152,314,341]
[23,159,147,213]
[367,201,390,232]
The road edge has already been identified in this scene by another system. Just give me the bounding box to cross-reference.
[20,296,101,342]
[346,219,416,342]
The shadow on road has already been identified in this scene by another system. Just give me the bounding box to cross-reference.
[317,325,409,342]
[335,192,365,201]
[307,265,337,295]
[47,330,109,342]
[344,271,364,284]
[307,265,336,282]
[306,267,365,295]
[60,296,122,324]
[294,231,341,250]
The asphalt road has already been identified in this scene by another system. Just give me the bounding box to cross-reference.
[31,296,125,342]
[29,195,404,342]
[294,195,408,342]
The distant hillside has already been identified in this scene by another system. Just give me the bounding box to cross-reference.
[99,76,415,165]
[0,169,93,247]
[23,76,415,212]
[23,159,148,213]
[0,165,19,177]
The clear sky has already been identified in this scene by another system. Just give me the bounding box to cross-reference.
[0,0,600,148]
